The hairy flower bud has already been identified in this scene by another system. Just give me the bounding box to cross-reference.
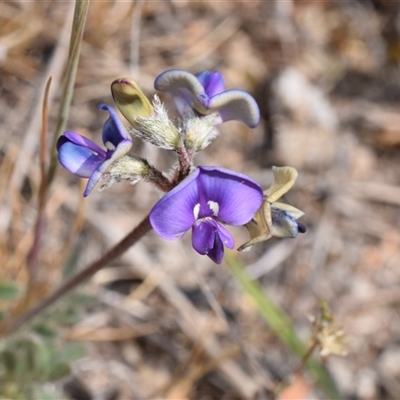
[132,96,181,150]
[111,78,153,129]
[100,155,149,190]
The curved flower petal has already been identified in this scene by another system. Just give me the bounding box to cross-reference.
[192,218,232,264]
[150,169,201,239]
[192,218,216,256]
[206,232,224,264]
[155,69,260,128]
[154,69,207,115]
[58,140,104,178]
[196,167,263,226]
[99,104,131,147]
[272,202,304,220]
[215,222,235,249]
[207,89,260,128]
[83,169,104,197]
[196,71,225,97]
[111,79,153,128]
[155,69,204,98]
[60,132,106,157]
[270,207,300,238]
[264,166,298,202]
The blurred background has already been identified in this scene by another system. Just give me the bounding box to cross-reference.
[1,0,400,398]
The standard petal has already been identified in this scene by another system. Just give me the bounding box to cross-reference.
[264,166,298,202]
[99,104,131,147]
[58,141,103,178]
[196,167,263,226]
[196,71,225,97]
[150,169,200,239]
[60,132,106,157]
[206,89,260,128]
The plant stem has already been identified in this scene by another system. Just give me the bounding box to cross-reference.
[47,0,90,186]
[2,215,152,336]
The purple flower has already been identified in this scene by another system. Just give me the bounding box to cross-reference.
[57,104,132,197]
[154,69,260,128]
[149,166,263,264]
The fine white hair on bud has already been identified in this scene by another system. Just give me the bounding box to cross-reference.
[183,113,220,151]
[100,155,149,191]
[132,95,181,150]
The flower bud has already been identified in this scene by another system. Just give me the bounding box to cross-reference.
[100,155,149,190]
[131,95,181,150]
[111,78,153,128]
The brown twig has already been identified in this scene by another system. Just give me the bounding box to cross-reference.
[26,76,52,280]
[1,215,152,336]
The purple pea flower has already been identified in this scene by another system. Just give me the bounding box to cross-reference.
[149,166,263,264]
[57,104,132,197]
[154,69,260,128]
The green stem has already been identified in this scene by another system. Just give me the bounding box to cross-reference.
[225,252,341,399]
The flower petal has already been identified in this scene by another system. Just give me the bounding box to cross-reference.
[60,132,106,157]
[272,202,304,220]
[154,69,207,115]
[196,71,225,97]
[270,207,300,238]
[192,218,232,264]
[206,233,225,264]
[192,218,216,256]
[57,140,104,178]
[82,139,131,197]
[110,79,153,128]
[215,222,235,249]
[196,167,263,226]
[264,166,298,202]
[207,89,260,128]
[99,104,131,147]
[150,169,200,239]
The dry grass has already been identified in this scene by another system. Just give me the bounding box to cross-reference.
[1,0,400,398]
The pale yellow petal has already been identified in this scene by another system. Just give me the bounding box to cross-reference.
[238,202,272,251]
[272,202,304,219]
[111,78,153,128]
[237,231,272,252]
[264,166,298,203]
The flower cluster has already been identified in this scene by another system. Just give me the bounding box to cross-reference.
[57,69,305,263]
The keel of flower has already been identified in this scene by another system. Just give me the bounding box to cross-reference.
[238,166,306,251]
[154,69,260,128]
[149,166,263,264]
[57,104,132,197]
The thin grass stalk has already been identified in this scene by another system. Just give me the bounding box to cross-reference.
[47,0,90,186]
[26,77,52,280]
[225,251,341,399]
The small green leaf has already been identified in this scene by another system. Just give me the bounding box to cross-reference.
[0,281,20,300]
[49,362,71,381]
[1,350,16,374]
[33,323,57,338]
